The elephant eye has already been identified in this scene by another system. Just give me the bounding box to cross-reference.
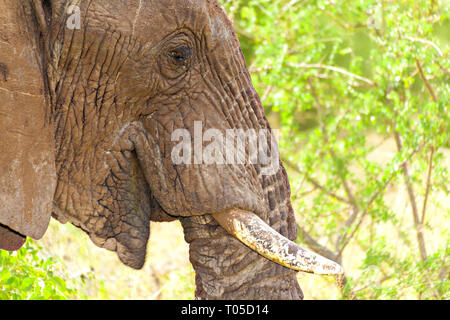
[167,46,192,63]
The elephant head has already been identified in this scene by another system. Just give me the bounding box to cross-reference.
[0,0,342,299]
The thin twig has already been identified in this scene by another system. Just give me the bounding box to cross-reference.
[307,77,327,136]
[336,174,394,258]
[336,140,427,257]
[297,224,351,297]
[278,0,305,19]
[297,225,338,262]
[353,275,393,293]
[260,85,274,102]
[252,63,379,87]
[295,187,318,198]
[288,38,342,55]
[307,78,361,253]
[438,242,449,293]
[321,10,367,31]
[291,63,378,86]
[421,146,434,224]
[283,158,350,204]
[435,60,449,76]
[405,36,443,57]
[394,131,428,261]
[416,59,438,102]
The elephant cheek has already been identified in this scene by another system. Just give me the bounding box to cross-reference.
[131,120,268,218]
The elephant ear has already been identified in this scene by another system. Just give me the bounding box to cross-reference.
[0,1,56,250]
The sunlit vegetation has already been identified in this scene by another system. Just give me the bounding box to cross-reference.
[1,0,448,300]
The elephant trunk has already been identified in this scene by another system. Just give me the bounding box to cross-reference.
[175,49,344,298]
[180,214,304,300]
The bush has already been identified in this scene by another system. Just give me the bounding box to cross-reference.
[220,0,449,299]
[0,239,78,300]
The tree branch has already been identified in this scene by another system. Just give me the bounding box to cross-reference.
[336,140,427,257]
[297,224,338,262]
[282,158,351,204]
[405,37,443,57]
[394,131,428,261]
[421,146,434,224]
[416,59,438,102]
[292,63,378,86]
[307,78,361,253]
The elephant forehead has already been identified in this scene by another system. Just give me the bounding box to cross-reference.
[135,0,233,42]
[85,0,232,44]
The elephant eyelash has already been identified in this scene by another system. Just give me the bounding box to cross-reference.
[167,46,192,63]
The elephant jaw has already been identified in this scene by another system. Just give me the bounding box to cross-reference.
[213,209,344,276]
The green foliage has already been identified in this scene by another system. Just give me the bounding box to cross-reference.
[161,266,196,300]
[1,0,447,301]
[220,0,449,299]
[0,239,78,300]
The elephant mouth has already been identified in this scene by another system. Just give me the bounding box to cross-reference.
[109,121,343,275]
[127,125,344,276]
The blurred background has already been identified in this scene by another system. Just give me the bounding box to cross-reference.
[1,0,448,300]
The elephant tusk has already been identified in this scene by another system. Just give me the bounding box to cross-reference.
[212,209,344,275]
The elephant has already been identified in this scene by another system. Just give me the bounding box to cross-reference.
[0,0,343,300]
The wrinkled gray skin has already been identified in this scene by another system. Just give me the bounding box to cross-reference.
[1,0,303,299]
